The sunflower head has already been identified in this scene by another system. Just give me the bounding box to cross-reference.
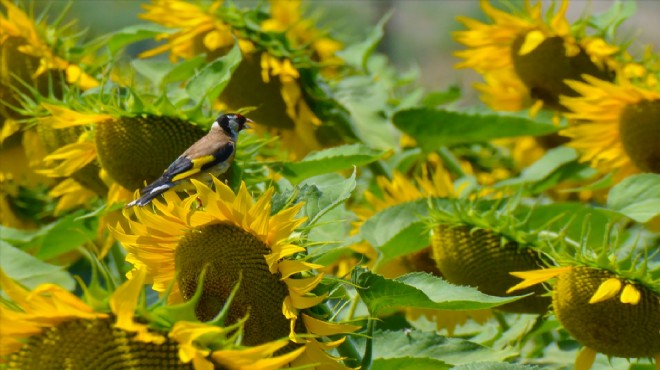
[454,0,619,112]
[428,197,552,314]
[553,266,660,358]
[560,64,660,179]
[509,219,660,360]
[1,267,305,369]
[0,0,98,121]
[17,77,225,201]
[113,177,360,365]
[138,0,346,159]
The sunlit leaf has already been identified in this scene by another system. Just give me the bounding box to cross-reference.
[607,174,660,223]
[297,171,357,228]
[368,329,516,366]
[352,267,524,316]
[0,241,75,290]
[392,108,558,150]
[281,144,383,184]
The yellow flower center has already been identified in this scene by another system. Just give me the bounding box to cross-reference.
[553,266,660,358]
[511,35,613,109]
[95,116,206,190]
[6,318,190,370]
[175,222,293,346]
[618,99,660,173]
[431,224,550,314]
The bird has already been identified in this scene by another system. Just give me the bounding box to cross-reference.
[126,113,252,207]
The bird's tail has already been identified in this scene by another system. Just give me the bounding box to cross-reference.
[126,183,173,207]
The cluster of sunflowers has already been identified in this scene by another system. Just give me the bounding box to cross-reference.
[1,1,658,369]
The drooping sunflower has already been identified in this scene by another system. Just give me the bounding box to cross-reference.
[560,63,660,181]
[138,0,345,159]
[0,268,304,369]
[428,197,554,315]
[339,158,492,334]
[19,82,224,206]
[509,262,660,368]
[112,178,361,367]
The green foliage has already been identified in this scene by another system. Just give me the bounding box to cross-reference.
[352,267,524,316]
[2,1,658,369]
[392,108,558,150]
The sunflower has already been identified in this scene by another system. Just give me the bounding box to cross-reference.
[112,178,360,367]
[454,0,617,112]
[453,0,621,174]
[138,0,343,159]
[338,158,492,334]
[559,66,660,181]
[508,216,660,370]
[0,0,97,124]
[510,265,660,369]
[0,268,303,369]
[428,196,555,315]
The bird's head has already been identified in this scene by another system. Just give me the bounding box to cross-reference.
[214,113,253,139]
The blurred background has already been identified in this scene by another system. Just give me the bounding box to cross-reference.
[37,0,660,98]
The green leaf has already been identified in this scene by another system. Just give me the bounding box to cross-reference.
[281,144,383,185]
[132,57,206,88]
[298,171,357,228]
[372,358,450,370]
[336,10,393,71]
[392,108,558,150]
[333,75,399,150]
[352,267,524,316]
[369,330,515,366]
[0,241,75,291]
[106,24,167,54]
[607,173,660,223]
[422,86,461,107]
[185,43,242,102]
[360,199,434,263]
[0,212,98,261]
[453,363,540,370]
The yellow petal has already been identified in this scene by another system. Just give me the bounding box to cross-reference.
[110,269,146,330]
[589,278,622,304]
[575,347,596,370]
[507,267,572,293]
[518,30,545,56]
[620,284,641,305]
[278,260,324,279]
[302,314,361,336]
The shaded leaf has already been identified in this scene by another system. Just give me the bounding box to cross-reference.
[185,43,242,102]
[106,24,166,54]
[336,10,393,71]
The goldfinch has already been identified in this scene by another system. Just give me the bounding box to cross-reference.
[126,113,251,207]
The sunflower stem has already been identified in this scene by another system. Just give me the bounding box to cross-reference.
[360,317,375,370]
[437,146,465,177]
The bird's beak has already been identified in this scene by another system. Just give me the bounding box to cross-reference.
[245,118,254,129]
